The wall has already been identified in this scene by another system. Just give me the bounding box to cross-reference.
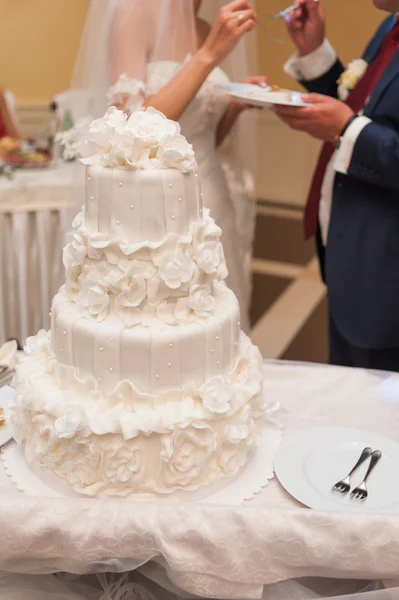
[0,0,89,103]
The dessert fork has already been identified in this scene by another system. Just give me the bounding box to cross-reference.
[255,18,285,44]
[265,0,319,20]
[331,447,372,495]
[351,450,382,501]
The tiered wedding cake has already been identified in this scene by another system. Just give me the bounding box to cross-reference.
[11,108,267,498]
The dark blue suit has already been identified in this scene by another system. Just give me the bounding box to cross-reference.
[302,16,399,370]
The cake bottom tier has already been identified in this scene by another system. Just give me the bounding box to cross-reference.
[11,331,266,498]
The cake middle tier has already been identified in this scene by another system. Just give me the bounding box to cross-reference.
[52,289,241,396]
[84,165,202,244]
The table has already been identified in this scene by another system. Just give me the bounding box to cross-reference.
[1,361,399,600]
[0,163,82,345]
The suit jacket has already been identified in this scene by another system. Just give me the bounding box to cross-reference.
[302,15,399,349]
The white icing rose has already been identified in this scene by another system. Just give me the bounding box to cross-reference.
[79,107,127,166]
[223,424,249,445]
[78,284,110,321]
[58,443,101,488]
[157,252,193,289]
[81,263,109,285]
[63,232,87,271]
[121,259,157,280]
[191,210,222,246]
[196,241,222,274]
[161,426,216,487]
[188,284,215,318]
[54,404,86,439]
[31,415,59,456]
[218,446,247,476]
[116,274,147,308]
[103,133,148,169]
[100,268,129,294]
[103,445,145,484]
[156,134,196,173]
[24,329,52,356]
[200,376,234,415]
[127,107,180,147]
[78,107,196,171]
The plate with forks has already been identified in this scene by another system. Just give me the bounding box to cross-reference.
[274,427,399,513]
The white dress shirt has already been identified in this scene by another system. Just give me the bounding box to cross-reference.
[284,40,372,245]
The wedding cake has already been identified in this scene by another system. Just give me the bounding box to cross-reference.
[11,108,267,498]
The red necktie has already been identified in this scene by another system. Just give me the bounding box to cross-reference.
[304,22,399,239]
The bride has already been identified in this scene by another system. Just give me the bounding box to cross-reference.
[72,0,263,331]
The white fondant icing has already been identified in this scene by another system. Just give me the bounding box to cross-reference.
[13,110,271,499]
[51,287,240,395]
[11,330,265,496]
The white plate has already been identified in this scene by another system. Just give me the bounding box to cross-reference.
[0,385,15,447]
[274,427,399,513]
[216,82,309,108]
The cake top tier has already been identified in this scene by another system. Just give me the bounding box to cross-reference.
[78,107,196,173]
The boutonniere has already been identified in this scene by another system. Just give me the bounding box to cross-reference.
[337,58,369,101]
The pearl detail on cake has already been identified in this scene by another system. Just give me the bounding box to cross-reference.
[49,312,52,317]
[178,197,182,202]
[87,176,91,181]
[216,336,219,341]
[118,182,122,187]
[168,362,172,368]
[169,183,172,188]
[234,342,238,347]
[211,349,214,354]
[97,378,101,382]
[116,220,120,225]
[171,215,175,220]
[110,338,113,342]
[130,205,135,209]
[109,367,113,372]
[63,331,66,336]
[155,374,160,379]
[169,343,173,348]
[59,348,63,353]
[217,361,220,365]
[99,347,103,352]
[91,196,94,201]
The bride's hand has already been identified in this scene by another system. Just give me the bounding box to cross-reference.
[199,0,256,68]
[230,76,268,113]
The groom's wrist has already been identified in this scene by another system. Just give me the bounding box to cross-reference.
[332,115,358,149]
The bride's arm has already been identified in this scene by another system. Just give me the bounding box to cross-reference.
[112,0,256,122]
[216,76,267,147]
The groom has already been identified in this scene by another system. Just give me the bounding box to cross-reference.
[274,0,399,371]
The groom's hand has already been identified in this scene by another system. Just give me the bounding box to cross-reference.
[274,94,355,142]
[286,0,325,57]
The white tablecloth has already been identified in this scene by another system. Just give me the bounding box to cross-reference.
[1,361,399,599]
[0,163,80,345]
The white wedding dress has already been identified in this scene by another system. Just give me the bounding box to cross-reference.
[145,60,255,332]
